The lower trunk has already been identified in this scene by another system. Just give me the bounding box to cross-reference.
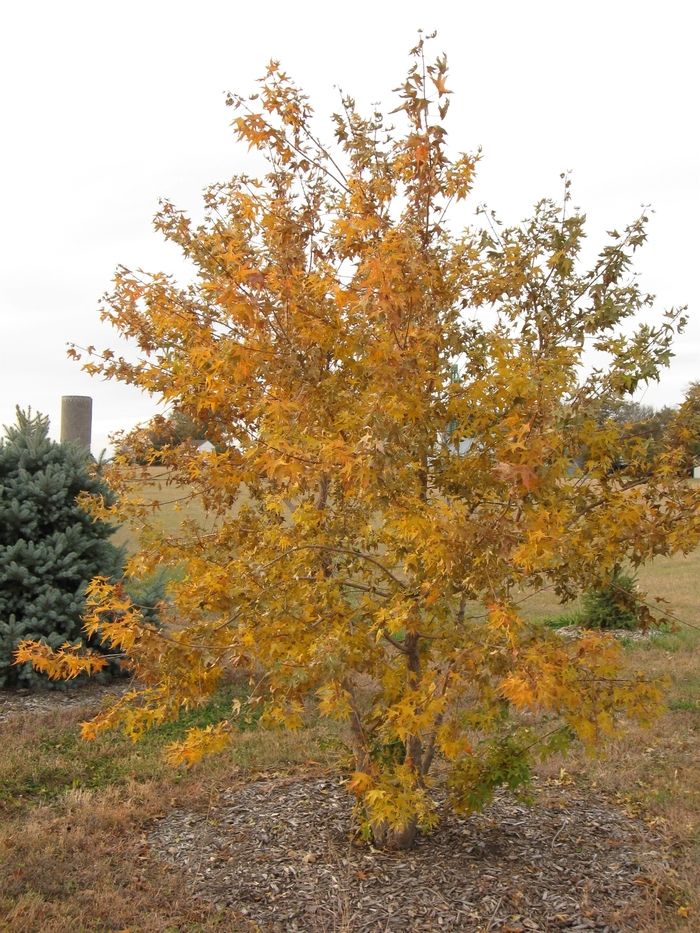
[368,632,426,850]
[370,815,418,850]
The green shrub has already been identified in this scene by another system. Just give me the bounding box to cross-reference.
[580,570,642,630]
[0,408,124,687]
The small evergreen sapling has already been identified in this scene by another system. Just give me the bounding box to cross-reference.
[581,570,643,631]
[0,408,123,687]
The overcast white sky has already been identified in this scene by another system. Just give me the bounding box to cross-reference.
[1,0,697,455]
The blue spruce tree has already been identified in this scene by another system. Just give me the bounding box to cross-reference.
[0,408,124,687]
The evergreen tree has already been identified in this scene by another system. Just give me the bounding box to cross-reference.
[0,408,123,687]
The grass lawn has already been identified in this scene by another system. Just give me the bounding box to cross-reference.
[1,488,698,932]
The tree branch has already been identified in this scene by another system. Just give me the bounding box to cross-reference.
[259,545,406,588]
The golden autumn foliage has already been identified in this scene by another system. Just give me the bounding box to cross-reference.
[18,37,700,848]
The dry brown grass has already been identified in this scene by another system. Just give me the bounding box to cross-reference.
[0,694,338,933]
[0,778,241,933]
[535,687,700,931]
[527,549,700,932]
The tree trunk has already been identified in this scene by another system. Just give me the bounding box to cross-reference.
[370,816,418,850]
[343,679,372,776]
[369,631,423,850]
[315,472,332,577]
[403,631,423,775]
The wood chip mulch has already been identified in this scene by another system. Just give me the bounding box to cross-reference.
[147,773,665,933]
[0,682,130,722]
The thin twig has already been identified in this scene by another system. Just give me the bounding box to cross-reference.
[259,545,406,588]
[486,896,503,931]
[551,819,568,848]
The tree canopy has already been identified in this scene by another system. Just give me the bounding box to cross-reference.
[19,38,700,848]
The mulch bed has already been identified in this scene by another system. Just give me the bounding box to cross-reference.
[147,773,664,933]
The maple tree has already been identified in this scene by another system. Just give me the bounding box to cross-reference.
[18,38,700,848]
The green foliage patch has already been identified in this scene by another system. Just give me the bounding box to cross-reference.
[543,570,645,632]
[580,570,643,630]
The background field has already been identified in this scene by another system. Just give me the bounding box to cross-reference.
[110,467,214,555]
